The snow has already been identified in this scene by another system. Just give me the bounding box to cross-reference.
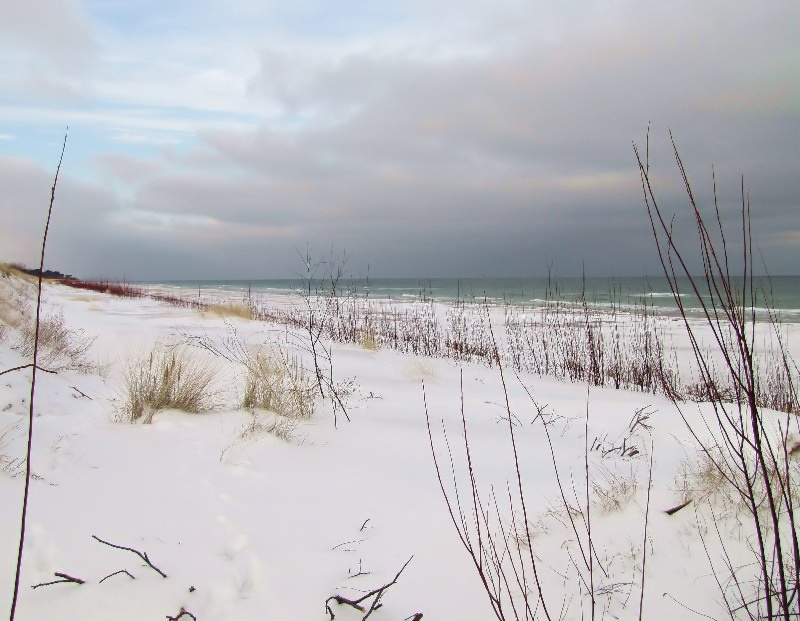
[1,274,798,620]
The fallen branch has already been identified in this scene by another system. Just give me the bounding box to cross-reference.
[664,499,693,516]
[326,594,365,615]
[166,607,197,621]
[326,557,413,620]
[92,535,167,578]
[99,569,136,583]
[70,385,92,399]
[31,572,85,589]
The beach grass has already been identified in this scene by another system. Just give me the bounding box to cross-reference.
[241,348,317,421]
[119,344,219,423]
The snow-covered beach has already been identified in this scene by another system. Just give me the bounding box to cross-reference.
[1,270,798,620]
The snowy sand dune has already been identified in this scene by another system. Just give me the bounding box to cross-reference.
[1,275,798,619]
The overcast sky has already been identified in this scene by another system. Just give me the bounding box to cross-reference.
[0,0,797,279]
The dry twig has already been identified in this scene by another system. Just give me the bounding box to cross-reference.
[92,535,167,578]
[30,572,85,589]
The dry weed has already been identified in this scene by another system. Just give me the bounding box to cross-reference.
[1,421,24,477]
[119,344,219,423]
[674,447,732,508]
[592,465,639,514]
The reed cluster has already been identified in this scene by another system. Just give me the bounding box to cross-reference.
[58,273,799,416]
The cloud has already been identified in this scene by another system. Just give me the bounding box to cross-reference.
[0,0,97,99]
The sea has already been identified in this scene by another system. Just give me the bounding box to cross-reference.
[135,276,800,322]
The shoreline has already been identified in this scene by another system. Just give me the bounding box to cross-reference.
[81,274,800,321]
[55,276,800,415]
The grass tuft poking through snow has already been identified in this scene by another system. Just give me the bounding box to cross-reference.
[0,421,23,477]
[591,464,639,514]
[119,344,219,423]
[241,348,317,421]
[241,412,299,443]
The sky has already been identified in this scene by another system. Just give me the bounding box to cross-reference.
[0,0,798,280]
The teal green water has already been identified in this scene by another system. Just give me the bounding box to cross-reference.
[137,276,800,320]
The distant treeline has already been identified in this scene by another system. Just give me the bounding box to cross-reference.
[9,264,76,280]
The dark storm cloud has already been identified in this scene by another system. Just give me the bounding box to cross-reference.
[1,1,797,278]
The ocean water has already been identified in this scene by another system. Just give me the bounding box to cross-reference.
[138,275,800,321]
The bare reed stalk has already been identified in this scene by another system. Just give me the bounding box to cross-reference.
[294,248,351,427]
[635,131,799,620]
[426,307,658,620]
[8,129,67,621]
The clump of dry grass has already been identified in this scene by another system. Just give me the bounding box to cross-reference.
[241,348,317,420]
[674,447,734,509]
[0,271,94,371]
[206,302,253,321]
[15,309,95,372]
[591,465,639,514]
[360,321,379,351]
[119,344,219,423]
[672,443,800,523]
[240,412,298,443]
